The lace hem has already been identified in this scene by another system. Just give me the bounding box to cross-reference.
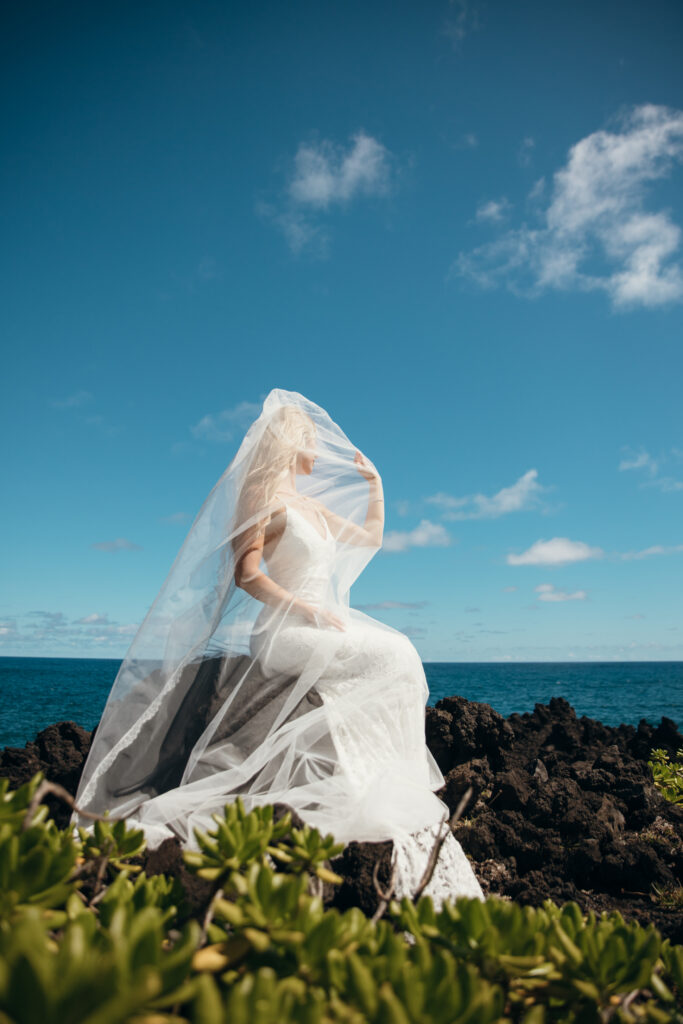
[392,821,484,909]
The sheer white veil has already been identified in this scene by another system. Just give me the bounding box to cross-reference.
[70,387,424,849]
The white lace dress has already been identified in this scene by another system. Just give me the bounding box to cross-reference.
[249,503,484,908]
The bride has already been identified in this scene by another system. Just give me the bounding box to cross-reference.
[71,389,483,906]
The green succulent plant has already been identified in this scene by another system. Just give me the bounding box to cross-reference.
[649,747,683,804]
[1,771,682,1024]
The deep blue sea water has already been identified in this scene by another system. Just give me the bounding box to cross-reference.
[1,656,682,749]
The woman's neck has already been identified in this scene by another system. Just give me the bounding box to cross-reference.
[277,465,299,496]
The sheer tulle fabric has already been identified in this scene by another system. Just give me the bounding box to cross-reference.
[70,389,483,903]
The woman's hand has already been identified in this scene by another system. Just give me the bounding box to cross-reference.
[354,450,378,481]
[297,601,346,631]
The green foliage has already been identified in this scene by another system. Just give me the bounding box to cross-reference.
[649,747,683,804]
[0,773,79,919]
[0,770,681,1024]
[183,799,294,882]
[394,894,682,1021]
[182,797,344,887]
[0,904,201,1024]
[75,812,147,871]
[96,866,188,927]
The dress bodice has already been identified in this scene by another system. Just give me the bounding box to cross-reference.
[264,502,336,606]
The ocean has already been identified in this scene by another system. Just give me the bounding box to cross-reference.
[0,656,682,750]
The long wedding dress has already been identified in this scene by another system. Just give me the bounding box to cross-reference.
[71,390,483,908]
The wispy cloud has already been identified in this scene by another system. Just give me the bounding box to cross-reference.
[397,624,427,638]
[509,534,683,566]
[28,610,67,625]
[90,538,142,552]
[383,520,452,553]
[288,132,393,209]
[49,390,93,410]
[454,104,683,310]
[191,401,262,443]
[620,543,683,560]
[427,469,548,520]
[441,0,482,50]
[475,198,512,223]
[257,131,395,255]
[507,537,604,566]
[0,609,140,651]
[535,583,587,602]
[619,445,683,492]
[619,447,661,475]
[160,512,191,524]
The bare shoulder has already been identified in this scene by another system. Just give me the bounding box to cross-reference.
[310,498,336,520]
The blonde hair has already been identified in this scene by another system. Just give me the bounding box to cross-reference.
[233,406,316,554]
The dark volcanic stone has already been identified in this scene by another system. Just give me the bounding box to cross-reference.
[428,696,514,771]
[1,692,682,941]
[329,839,394,917]
[424,709,454,773]
[440,758,492,815]
[141,836,214,922]
[0,720,93,828]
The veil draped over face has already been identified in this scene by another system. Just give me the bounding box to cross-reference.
[71,388,447,851]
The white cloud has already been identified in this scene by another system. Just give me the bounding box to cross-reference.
[256,202,330,258]
[191,401,262,443]
[90,538,142,552]
[647,477,683,493]
[428,469,547,520]
[0,609,141,653]
[259,131,395,255]
[535,583,587,602]
[619,445,683,491]
[475,198,511,223]
[383,520,452,553]
[528,177,546,202]
[507,537,604,566]
[289,132,392,209]
[454,104,683,310]
[619,447,660,475]
[620,543,683,560]
[503,585,518,592]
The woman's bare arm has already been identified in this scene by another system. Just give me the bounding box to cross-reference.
[234,515,345,630]
[317,451,384,547]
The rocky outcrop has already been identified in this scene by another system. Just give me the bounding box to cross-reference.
[0,720,93,828]
[1,696,681,939]
[429,696,683,942]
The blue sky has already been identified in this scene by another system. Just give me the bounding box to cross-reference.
[2,0,682,662]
